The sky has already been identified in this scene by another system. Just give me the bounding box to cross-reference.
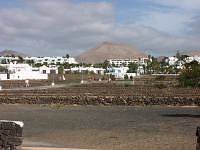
[0,0,200,57]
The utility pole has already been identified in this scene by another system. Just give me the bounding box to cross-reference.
[81,58,84,84]
[51,73,55,87]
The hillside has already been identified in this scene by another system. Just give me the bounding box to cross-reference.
[77,42,147,64]
[181,50,200,56]
[0,50,27,57]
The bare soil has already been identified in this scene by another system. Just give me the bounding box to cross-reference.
[0,104,199,150]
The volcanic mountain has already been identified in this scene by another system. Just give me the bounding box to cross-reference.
[181,50,200,57]
[0,50,27,57]
[77,42,147,64]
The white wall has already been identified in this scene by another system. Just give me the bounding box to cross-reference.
[64,67,105,75]
[109,67,129,79]
[0,74,8,80]
[0,72,48,80]
[39,66,58,74]
[9,71,48,80]
[126,73,137,79]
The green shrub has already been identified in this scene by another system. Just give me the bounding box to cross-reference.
[124,74,129,80]
[178,61,200,87]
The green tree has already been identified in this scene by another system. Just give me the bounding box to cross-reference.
[63,62,71,69]
[93,63,103,68]
[124,74,129,80]
[65,54,70,58]
[178,60,200,87]
[127,62,138,73]
[146,58,161,74]
[58,66,64,74]
[1,59,7,64]
[26,60,34,65]
[166,65,174,74]
[34,63,43,67]
[82,63,92,67]
[43,62,48,66]
[94,60,110,69]
[103,60,110,69]
[179,54,189,61]
[0,66,7,73]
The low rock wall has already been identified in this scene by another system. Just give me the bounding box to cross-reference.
[0,95,199,106]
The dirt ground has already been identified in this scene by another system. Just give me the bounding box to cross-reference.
[22,147,92,150]
[0,104,199,150]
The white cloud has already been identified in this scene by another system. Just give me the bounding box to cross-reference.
[111,24,200,56]
[0,0,115,56]
[0,0,199,57]
[137,11,192,35]
[148,0,200,11]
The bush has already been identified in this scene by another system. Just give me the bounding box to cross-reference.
[124,74,129,80]
[178,61,200,87]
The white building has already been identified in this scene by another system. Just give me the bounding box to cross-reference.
[166,57,179,66]
[137,66,145,74]
[0,56,20,64]
[64,67,105,75]
[108,57,149,67]
[107,65,144,79]
[126,73,137,79]
[0,63,48,80]
[165,55,200,69]
[0,56,78,65]
[185,56,200,63]
[108,67,129,79]
[24,56,78,65]
[39,65,58,74]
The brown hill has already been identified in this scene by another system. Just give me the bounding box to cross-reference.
[77,42,147,64]
[0,50,27,57]
[181,50,200,57]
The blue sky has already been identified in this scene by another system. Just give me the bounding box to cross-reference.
[0,0,199,56]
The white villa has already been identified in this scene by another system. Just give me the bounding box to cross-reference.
[25,56,78,65]
[185,56,200,63]
[108,57,149,67]
[64,66,105,75]
[107,65,144,79]
[0,63,59,80]
[165,56,200,68]
[107,67,129,79]
[0,56,78,65]
[166,57,179,66]
[39,65,58,74]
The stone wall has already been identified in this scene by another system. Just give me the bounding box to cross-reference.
[0,95,199,106]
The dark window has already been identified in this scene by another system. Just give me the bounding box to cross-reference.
[42,70,46,74]
[50,70,56,74]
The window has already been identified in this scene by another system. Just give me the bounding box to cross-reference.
[42,70,46,74]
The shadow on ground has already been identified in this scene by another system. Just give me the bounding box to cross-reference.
[161,114,200,118]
